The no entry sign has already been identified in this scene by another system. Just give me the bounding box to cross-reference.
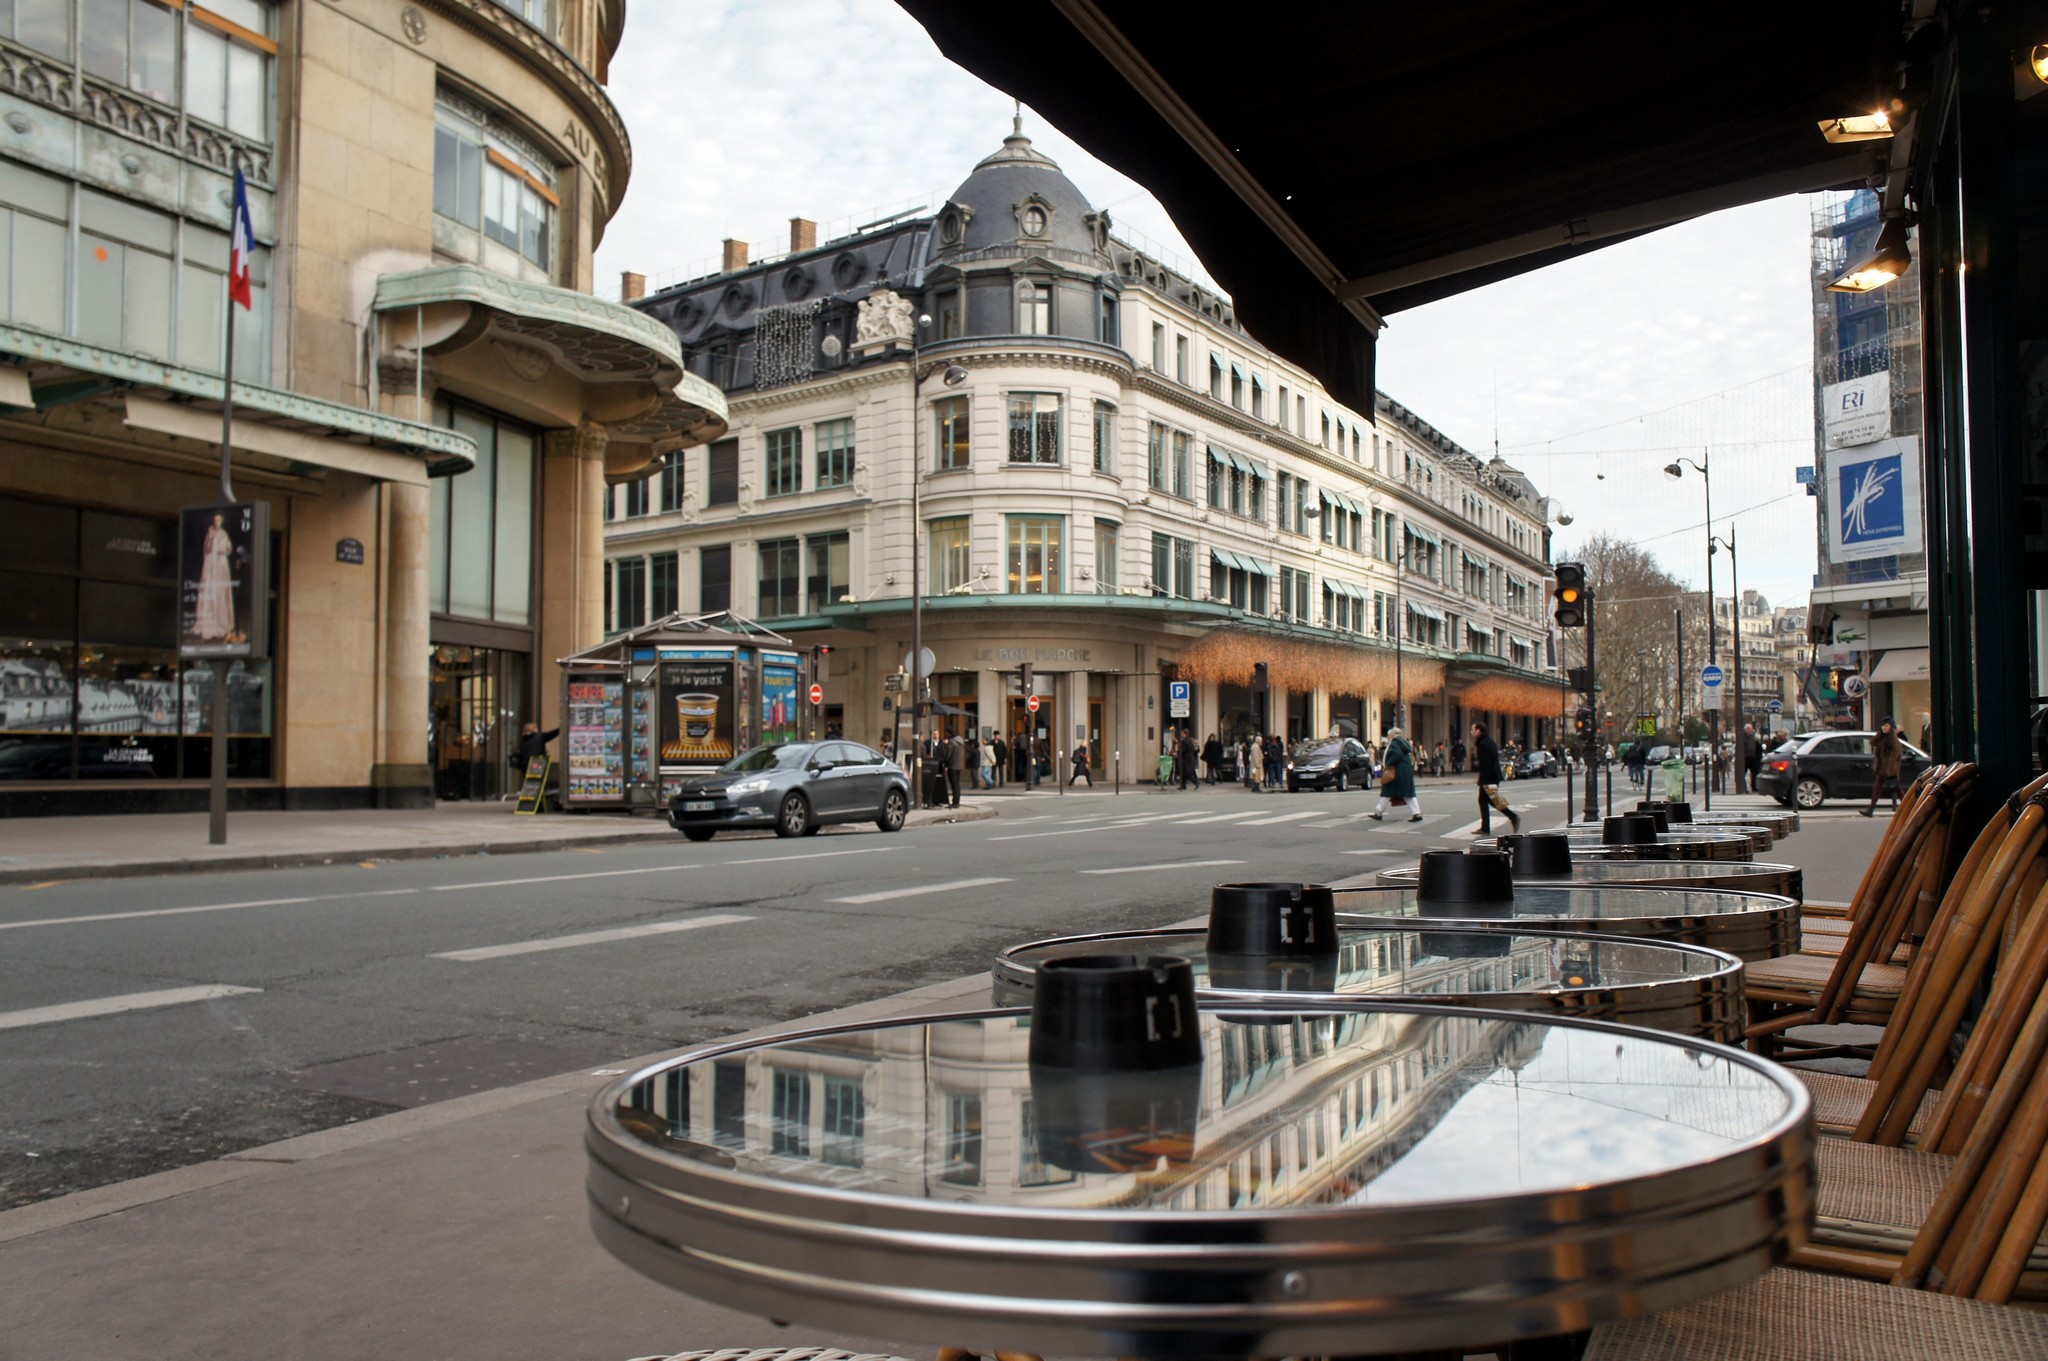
[1027,694,1041,713]
[809,683,824,706]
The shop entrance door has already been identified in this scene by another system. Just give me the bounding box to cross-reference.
[1007,695,1056,781]
[1088,698,1103,769]
[430,644,527,801]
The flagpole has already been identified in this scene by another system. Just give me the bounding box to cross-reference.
[209,168,245,845]
[219,277,236,503]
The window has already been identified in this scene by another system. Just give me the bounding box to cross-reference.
[929,516,970,594]
[1151,533,1195,599]
[1018,1098,1074,1187]
[941,1093,982,1186]
[622,478,648,518]
[1175,333,1190,385]
[706,439,738,507]
[757,538,800,617]
[821,1077,863,1168]
[1147,422,1168,492]
[1277,384,1290,429]
[700,545,731,613]
[1099,291,1118,346]
[1094,519,1118,593]
[1151,322,1165,372]
[1016,280,1050,334]
[81,0,178,106]
[1207,451,1225,511]
[657,450,685,513]
[933,395,970,470]
[611,556,645,632]
[1320,412,1331,447]
[1251,375,1265,419]
[770,1069,809,1158]
[1230,364,1244,409]
[1006,393,1061,465]
[1297,395,1306,432]
[1007,516,1062,594]
[434,94,557,276]
[764,427,802,497]
[1172,431,1191,499]
[19,0,278,143]
[804,532,849,612]
[934,287,962,339]
[430,398,535,625]
[815,417,855,490]
[650,551,678,619]
[1092,401,1116,474]
[1209,353,1223,401]
[489,0,556,35]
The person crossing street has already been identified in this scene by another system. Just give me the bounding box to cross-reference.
[1369,727,1423,822]
[1472,723,1521,836]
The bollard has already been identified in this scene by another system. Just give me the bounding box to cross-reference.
[1565,765,1576,825]
[1605,761,1614,817]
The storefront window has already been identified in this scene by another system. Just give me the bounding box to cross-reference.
[3,1,274,143]
[430,397,536,625]
[1007,516,1062,594]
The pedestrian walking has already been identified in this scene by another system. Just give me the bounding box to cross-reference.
[978,737,996,789]
[1739,723,1762,795]
[1238,733,1257,789]
[1202,732,1223,785]
[1178,729,1199,790]
[1451,738,1467,775]
[1069,745,1091,786]
[1472,723,1521,836]
[1369,727,1424,822]
[1861,716,1903,817]
[991,734,1008,786]
[1264,734,1284,789]
[943,730,965,807]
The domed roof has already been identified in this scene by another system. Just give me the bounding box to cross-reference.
[935,118,1103,261]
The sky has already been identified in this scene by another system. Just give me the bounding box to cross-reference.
[595,0,1823,610]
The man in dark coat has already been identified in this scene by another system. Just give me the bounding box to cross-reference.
[991,734,1008,787]
[943,730,965,806]
[1862,717,1903,817]
[1739,723,1762,794]
[513,722,558,771]
[1179,729,1199,790]
[1472,723,1521,836]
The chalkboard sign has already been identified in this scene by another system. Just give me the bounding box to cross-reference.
[514,754,552,815]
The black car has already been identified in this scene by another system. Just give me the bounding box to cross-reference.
[1285,737,1373,792]
[667,740,911,841]
[1756,730,1931,809]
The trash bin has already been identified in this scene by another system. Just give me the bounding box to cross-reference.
[1157,752,1176,786]
[1662,758,1687,801]
[924,769,950,806]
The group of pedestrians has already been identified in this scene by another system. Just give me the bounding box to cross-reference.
[1163,730,1294,789]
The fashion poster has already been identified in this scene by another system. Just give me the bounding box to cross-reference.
[178,502,269,659]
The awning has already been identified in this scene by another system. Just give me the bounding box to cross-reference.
[1404,522,1441,548]
[1210,546,1240,572]
[1870,647,1931,683]
[1230,360,1247,384]
[1251,372,1267,393]
[1324,577,1366,601]
[1405,599,1445,622]
[1242,555,1277,578]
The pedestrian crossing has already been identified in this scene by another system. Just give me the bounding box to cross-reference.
[981,796,1540,841]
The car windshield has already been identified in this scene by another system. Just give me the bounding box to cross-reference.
[1292,740,1343,759]
[721,743,814,773]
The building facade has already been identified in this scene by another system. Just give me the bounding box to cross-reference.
[607,127,1557,783]
[0,0,726,814]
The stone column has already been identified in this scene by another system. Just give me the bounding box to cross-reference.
[371,477,434,807]
[538,421,609,730]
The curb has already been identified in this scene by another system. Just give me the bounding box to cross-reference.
[0,805,998,887]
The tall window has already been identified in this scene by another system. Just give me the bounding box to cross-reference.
[430,398,535,625]
[622,478,647,517]
[20,0,279,142]
[1092,401,1116,474]
[821,1077,863,1168]
[1209,353,1223,401]
[1151,322,1165,372]
[934,287,962,339]
[611,557,645,631]
[764,427,802,497]
[1175,333,1189,384]
[933,395,970,470]
[1016,280,1051,334]
[1147,422,1168,491]
[489,0,557,34]
[1094,519,1118,593]
[1230,364,1244,408]
[700,545,731,612]
[929,516,970,594]
[815,417,855,489]
[770,1069,810,1158]
[433,94,557,276]
[757,538,800,617]
[1007,516,1062,594]
[1006,393,1061,465]
[1172,431,1191,499]
[650,551,678,619]
[804,532,849,612]
[706,439,738,507]
[1277,384,1290,428]
[657,450,685,512]
[1151,533,1195,599]
[941,1093,982,1186]
[1098,291,1117,345]
[1251,375,1265,419]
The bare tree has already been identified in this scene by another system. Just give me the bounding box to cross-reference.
[1558,535,1715,745]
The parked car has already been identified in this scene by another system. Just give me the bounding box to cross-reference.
[667,740,910,841]
[1756,730,1931,809]
[1285,737,1373,792]
[1515,749,1555,778]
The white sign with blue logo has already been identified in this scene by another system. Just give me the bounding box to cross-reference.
[1169,680,1190,718]
[1826,435,1922,564]
[1700,664,1724,690]
[1767,699,1784,714]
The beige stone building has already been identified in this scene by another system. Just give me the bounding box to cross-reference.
[0,0,725,814]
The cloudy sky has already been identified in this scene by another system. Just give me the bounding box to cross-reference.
[596,0,1824,610]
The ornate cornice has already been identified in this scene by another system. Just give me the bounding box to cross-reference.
[422,0,631,218]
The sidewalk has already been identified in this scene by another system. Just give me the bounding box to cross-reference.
[0,799,995,886]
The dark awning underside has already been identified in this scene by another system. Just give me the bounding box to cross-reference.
[896,1,1907,413]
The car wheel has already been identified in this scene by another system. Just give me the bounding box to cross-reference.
[681,827,715,843]
[1794,776,1827,810]
[877,788,908,832]
[1336,770,1348,793]
[774,792,813,838]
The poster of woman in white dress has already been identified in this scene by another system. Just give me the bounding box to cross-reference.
[179,502,269,659]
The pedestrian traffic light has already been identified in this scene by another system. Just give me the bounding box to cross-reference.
[1019,662,1034,696]
[1252,661,1269,692]
[1554,563,1587,628]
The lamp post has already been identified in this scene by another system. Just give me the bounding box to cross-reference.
[907,314,967,810]
[1365,491,1404,737]
[1665,452,1714,811]
[1712,525,1743,788]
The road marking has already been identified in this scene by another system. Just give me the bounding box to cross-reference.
[830,878,1009,904]
[1080,859,1244,876]
[431,913,753,962]
[0,984,261,1031]
[1165,810,1270,826]
[430,866,694,891]
[1341,847,1405,856]
[1238,810,1321,827]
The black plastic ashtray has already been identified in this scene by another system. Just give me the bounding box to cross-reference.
[1499,832,1574,878]
[1665,800,1694,823]
[1638,806,1672,832]
[1028,954,1202,1071]
[1416,848,1515,905]
[1207,882,1338,958]
[1604,813,1661,845]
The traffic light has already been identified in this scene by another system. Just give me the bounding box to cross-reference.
[1573,708,1595,741]
[1019,662,1034,696]
[1252,661,1269,692]
[814,644,831,681]
[1554,563,1587,628]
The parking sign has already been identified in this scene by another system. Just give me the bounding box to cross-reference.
[1169,680,1190,718]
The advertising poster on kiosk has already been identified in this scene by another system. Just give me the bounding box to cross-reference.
[761,664,798,745]
[660,657,735,766]
[565,679,625,802]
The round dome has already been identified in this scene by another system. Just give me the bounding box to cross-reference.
[937,124,1102,260]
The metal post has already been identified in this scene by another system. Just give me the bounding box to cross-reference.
[1701,454,1716,813]
[208,659,229,844]
[1727,526,1743,789]
[908,334,924,811]
[1565,763,1575,826]
[1580,584,1599,823]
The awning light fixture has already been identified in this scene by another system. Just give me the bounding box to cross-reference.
[1818,109,1894,143]
[1827,216,1913,293]
[2032,44,2048,85]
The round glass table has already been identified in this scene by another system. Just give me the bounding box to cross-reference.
[588,1002,1815,1360]
[990,923,1746,1042]
[1332,884,1800,962]
[1688,809,1799,840]
[1374,858,1805,902]
[1548,829,1757,862]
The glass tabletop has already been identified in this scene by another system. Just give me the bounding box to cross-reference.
[1332,883,1795,922]
[1374,860,1801,887]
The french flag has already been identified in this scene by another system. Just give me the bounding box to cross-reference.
[229,166,255,311]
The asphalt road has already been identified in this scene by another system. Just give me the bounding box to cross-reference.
[0,779,1576,1208]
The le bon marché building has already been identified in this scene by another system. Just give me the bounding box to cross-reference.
[605,125,1561,783]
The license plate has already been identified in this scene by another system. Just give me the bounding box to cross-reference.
[683,800,714,813]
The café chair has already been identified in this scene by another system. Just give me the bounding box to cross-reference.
[1799,765,1948,926]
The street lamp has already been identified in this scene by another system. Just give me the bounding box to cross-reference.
[1364,490,1404,736]
[908,313,968,809]
[1665,452,1716,810]
[1711,526,1744,786]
